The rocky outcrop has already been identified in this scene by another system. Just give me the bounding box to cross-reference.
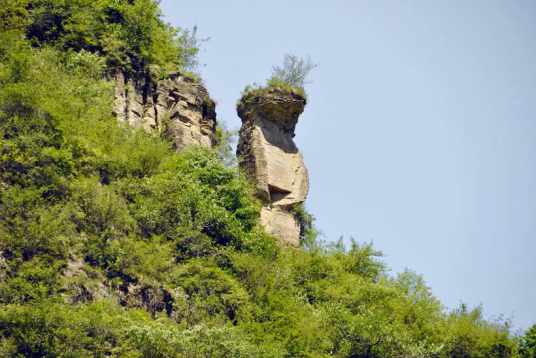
[113,70,217,151]
[237,89,308,246]
[62,257,110,303]
[0,251,7,282]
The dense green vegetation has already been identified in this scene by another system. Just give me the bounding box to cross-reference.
[0,1,531,357]
[1,0,199,77]
[520,325,536,358]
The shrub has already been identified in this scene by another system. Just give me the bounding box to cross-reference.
[520,324,536,358]
[6,0,200,77]
[270,54,317,89]
[0,1,521,356]
[239,54,315,102]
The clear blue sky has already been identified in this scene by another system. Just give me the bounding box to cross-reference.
[161,0,536,331]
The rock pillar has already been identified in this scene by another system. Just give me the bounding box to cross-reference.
[237,88,309,246]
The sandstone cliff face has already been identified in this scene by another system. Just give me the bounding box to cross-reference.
[113,70,217,151]
[237,89,308,246]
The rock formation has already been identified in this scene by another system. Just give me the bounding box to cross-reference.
[237,88,309,246]
[113,70,217,151]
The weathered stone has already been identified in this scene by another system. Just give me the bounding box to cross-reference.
[62,256,109,303]
[260,206,301,246]
[0,251,7,282]
[113,70,217,151]
[157,74,217,151]
[120,283,174,317]
[112,70,127,122]
[237,88,309,246]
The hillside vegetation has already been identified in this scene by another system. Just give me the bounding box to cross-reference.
[0,1,529,357]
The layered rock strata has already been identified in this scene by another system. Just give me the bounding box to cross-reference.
[113,70,217,151]
[237,89,309,246]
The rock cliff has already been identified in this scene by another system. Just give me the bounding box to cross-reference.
[113,70,217,151]
[237,88,309,246]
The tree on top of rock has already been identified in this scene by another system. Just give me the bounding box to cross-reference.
[269,54,317,89]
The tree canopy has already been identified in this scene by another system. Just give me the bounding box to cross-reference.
[1,0,199,77]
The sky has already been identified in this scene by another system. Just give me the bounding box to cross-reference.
[161,0,536,331]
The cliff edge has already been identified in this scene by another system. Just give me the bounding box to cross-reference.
[113,70,217,151]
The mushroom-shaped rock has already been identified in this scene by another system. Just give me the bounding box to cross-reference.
[237,88,309,246]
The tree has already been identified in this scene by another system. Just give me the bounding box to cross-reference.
[521,324,536,358]
[270,54,316,89]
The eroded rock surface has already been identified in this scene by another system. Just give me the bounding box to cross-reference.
[0,251,7,282]
[62,256,110,303]
[237,89,308,246]
[113,70,217,151]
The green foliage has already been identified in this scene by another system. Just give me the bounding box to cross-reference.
[0,2,521,357]
[214,124,238,167]
[169,260,252,325]
[266,77,307,98]
[4,0,199,77]
[240,80,306,106]
[291,203,319,249]
[127,322,265,357]
[521,325,536,358]
[270,54,317,89]
[240,54,315,102]
[440,304,518,358]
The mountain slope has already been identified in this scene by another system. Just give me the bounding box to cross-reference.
[0,1,520,357]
